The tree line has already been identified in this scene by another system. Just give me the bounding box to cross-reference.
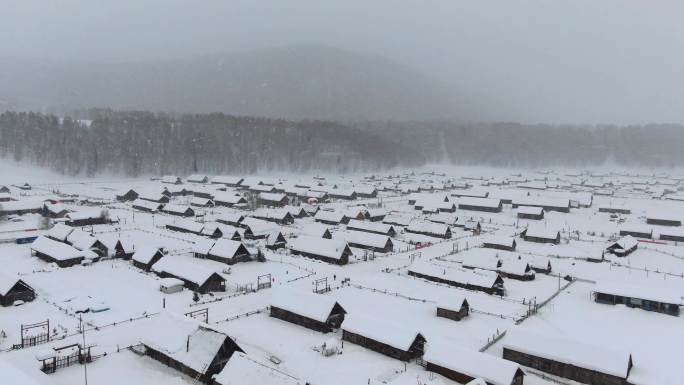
[1,110,682,177]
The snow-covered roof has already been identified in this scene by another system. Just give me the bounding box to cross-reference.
[187,174,209,183]
[425,343,521,385]
[258,192,286,202]
[167,219,204,233]
[0,358,51,385]
[132,246,163,265]
[517,205,543,215]
[503,328,632,379]
[213,191,245,205]
[214,352,302,385]
[382,214,412,227]
[66,229,100,251]
[513,196,570,208]
[343,314,422,351]
[0,273,29,296]
[594,280,682,305]
[271,289,344,323]
[31,236,89,261]
[346,219,394,234]
[482,236,515,248]
[241,217,279,235]
[140,311,235,374]
[209,239,247,259]
[457,197,501,209]
[428,212,458,225]
[253,208,291,221]
[298,223,331,238]
[152,257,222,286]
[406,220,450,235]
[609,235,638,251]
[163,204,193,215]
[314,210,347,223]
[132,199,162,211]
[193,238,216,255]
[47,223,74,242]
[288,236,349,260]
[66,209,104,221]
[0,200,45,212]
[409,262,501,289]
[523,224,559,240]
[333,230,391,249]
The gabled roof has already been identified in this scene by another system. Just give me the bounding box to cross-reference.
[343,314,423,351]
[594,280,681,305]
[31,236,90,261]
[214,352,302,385]
[140,311,240,375]
[0,273,32,297]
[333,230,392,249]
[47,224,74,242]
[208,239,248,259]
[425,343,522,385]
[271,289,345,323]
[152,257,222,286]
[288,236,349,260]
[314,210,347,223]
[503,328,632,379]
[132,246,163,265]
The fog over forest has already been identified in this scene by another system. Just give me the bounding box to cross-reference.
[1,1,683,173]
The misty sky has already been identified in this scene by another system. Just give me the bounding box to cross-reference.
[1,0,683,124]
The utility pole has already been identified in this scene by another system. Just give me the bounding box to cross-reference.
[80,315,88,385]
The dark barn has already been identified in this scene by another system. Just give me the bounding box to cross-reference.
[0,276,36,306]
[435,298,469,321]
[270,291,347,333]
[342,316,425,361]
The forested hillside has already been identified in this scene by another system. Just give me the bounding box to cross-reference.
[1,110,682,176]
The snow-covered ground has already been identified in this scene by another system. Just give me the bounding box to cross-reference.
[2,162,684,385]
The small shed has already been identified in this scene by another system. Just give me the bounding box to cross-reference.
[436,297,469,321]
[606,236,638,257]
[0,274,36,306]
[517,206,544,220]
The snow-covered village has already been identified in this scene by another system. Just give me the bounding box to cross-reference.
[1,163,684,385]
[3,2,684,384]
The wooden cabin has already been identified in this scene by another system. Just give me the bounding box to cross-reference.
[30,236,89,267]
[162,204,195,217]
[132,247,165,271]
[457,197,503,213]
[206,239,251,265]
[116,189,139,202]
[606,236,638,257]
[342,315,425,361]
[425,344,524,385]
[482,237,517,252]
[152,258,225,293]
[521,225,560,244]
[257,192,289,208]
[503,329,633,385]
[436,298,469,321]
[517,206,544,220]
[593,281,680,316]
[288,236,351,265]
[408,263,505,296]
[406,221,452,239]
[0,274,36,306]
[270,290,347,333]
[141,312,244,383]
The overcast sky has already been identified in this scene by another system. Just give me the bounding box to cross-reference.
[1,0,683,124]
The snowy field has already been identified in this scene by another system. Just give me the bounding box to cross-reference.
[2,162,684,385]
